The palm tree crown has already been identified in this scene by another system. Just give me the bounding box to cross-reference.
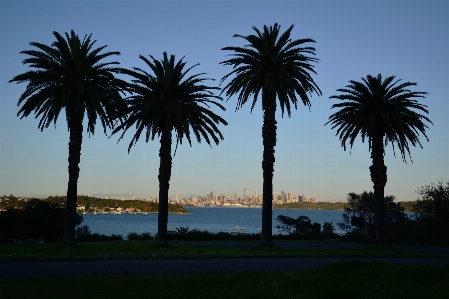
[326,74,432,162]
[114,52,227,152]
[220,23,321,115]
[10,30,128,134]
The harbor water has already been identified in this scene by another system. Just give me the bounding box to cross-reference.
[81,207,346,238]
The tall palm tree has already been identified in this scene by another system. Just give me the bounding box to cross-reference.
[326,74,432,246]
[9,30,129,243]
[112,52,228,244]
[220,23,321,246]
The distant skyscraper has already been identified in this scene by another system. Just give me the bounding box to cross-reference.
[281,190,286,203]
[176,193,179,202]
[232,192,236,202]
[298,194,304,202]
[254,190,257,197]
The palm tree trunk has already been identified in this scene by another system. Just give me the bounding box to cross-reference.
[261,90,276,247]
[62,113,83,243]
[156,130,172,244]
[369,132,390,247]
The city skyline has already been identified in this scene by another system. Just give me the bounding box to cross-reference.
[1,1,448,202]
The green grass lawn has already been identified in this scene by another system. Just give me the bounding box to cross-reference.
[1,260,448,299]
[0,240,429,261]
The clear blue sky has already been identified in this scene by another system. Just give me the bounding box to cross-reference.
[1,0,448,202]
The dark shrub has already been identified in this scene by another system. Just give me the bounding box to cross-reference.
[0,199,82,243]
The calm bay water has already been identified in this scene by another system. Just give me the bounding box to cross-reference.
[82,207,346,238]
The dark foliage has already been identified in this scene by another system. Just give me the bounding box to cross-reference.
[338,191,409,243]
[275,215,338,240]
[75,225,123,242]
[412,181,449,245]
[127,232,153,241]
[0,199,82,243]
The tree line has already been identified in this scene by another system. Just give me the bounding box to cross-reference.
[275,201,417,212]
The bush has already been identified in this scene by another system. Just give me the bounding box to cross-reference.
[276,215,327,240]
[74,225,123,242]
[413,181,449,245]
[0,199,82,243]
[127,232,154,240]
[337,191,408,243]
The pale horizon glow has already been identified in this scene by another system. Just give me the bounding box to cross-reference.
[1,0,448,202]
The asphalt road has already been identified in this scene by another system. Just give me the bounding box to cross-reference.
[1,242,448,278]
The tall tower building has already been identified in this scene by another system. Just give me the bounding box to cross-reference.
[254,190,258,197]
[281,190,286,203]
[298,194,304,203]
[231,192,236,202]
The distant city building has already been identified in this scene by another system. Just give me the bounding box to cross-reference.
[281,190,286,203]
[231,192,236,202]
[298,194,304,202]
[254,190,258,197]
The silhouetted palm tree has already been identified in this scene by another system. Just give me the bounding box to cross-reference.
[326,74,432,246]
[220,23,321,246]
[9,31,128,243]
[112,53,227,244]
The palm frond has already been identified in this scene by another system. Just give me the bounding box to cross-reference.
[10,30,129,134]
[111,52,227,154]
[220,23,321,116]
[326,74,433,162]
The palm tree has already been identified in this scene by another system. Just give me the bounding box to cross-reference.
[220,23,321,246]
[112,52,228,244]
[326,74,432,246]
[9,30,129,243]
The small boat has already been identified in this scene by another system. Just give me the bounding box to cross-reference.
[232,225,245,233]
